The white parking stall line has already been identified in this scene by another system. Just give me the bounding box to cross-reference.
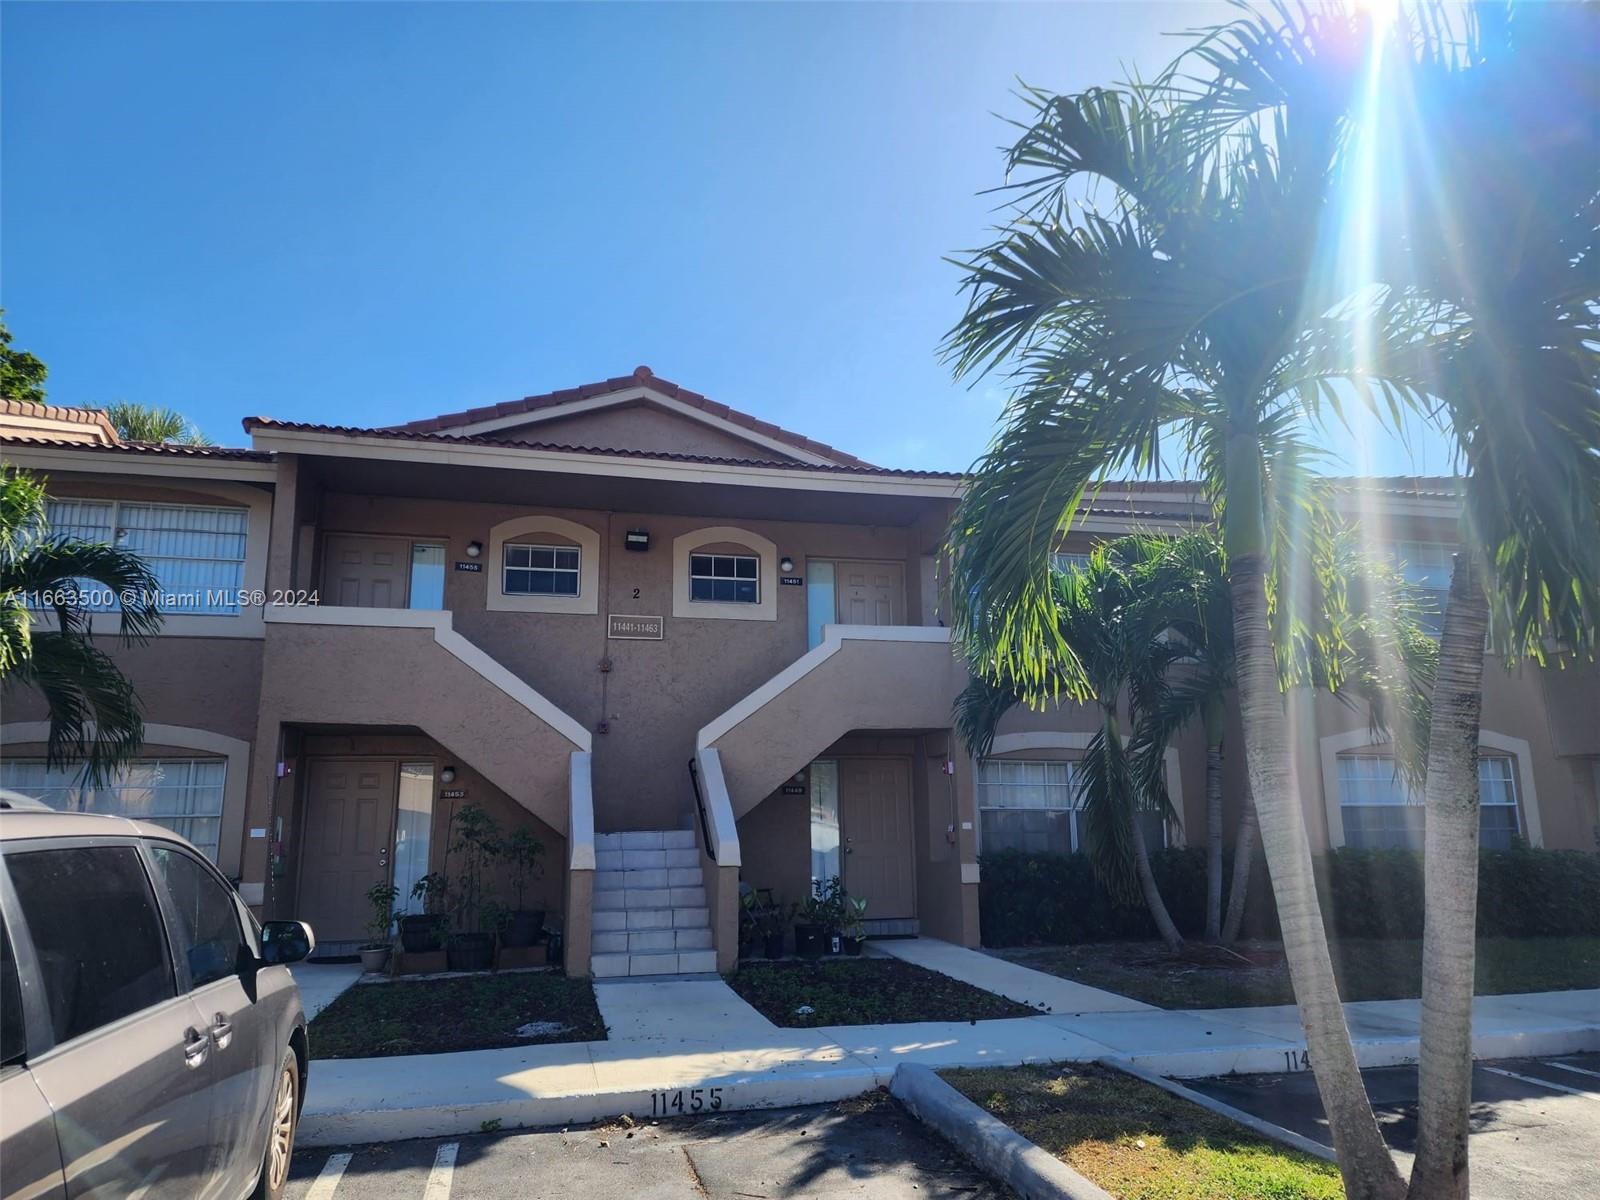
[1483,1066,1597,1099]
[423,1142,459,1200]
[1545,1060,1600,1081]
[304,1152,353,1200]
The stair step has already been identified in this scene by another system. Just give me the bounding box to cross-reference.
[591,948,718,978]
[595,867,704,893]
[594,830,697,852]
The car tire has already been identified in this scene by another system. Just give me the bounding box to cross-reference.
[253,1047,300,1200]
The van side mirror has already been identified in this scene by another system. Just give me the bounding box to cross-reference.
[260,920,315,965]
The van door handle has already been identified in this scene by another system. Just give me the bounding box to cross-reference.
[183,1027,210,1069]
[209,1014,233,1051]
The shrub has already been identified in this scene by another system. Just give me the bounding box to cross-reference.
[979,844,1600,946]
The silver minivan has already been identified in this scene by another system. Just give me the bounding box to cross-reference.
[0,801,316,1200]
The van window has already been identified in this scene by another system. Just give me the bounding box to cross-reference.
[2,918,25,1066]
[149,845,247,988]
[5,847,174,1045]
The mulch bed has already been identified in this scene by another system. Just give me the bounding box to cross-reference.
[308,970,608,1058]
[728,957,1038,1027]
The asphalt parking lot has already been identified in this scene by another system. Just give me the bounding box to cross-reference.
[1189,1052,1600,1200]
[284,1092,1010,1200]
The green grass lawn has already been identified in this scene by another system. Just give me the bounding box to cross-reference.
[308,971,607,1058]
[994,936,1600,1009]
[728,958,1038,1027]
[943,1063,1343,1200]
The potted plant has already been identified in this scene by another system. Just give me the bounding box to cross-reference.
[795,876,845,957]
[360,881,400,973]
[401,872,449,953]
[500,827,546,947]
[759,901,792,959]
[840,895,868,956]
[445,803,502,972]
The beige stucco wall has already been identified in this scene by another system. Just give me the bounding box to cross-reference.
[496,402,805,462]
[308,492,942,829]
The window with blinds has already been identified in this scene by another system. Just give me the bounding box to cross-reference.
[1338,752,1521,850]
[0,758,228,862]
[43,498,248,615]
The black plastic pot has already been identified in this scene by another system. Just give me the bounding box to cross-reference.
[794,922,823,958]
[841,936,863,956]
[763,931,786,959]
[447,932,495,972]
[399,914,446,954]
[501,909,546,948]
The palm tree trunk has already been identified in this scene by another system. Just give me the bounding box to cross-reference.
[1409,552,1489,1200]
[1231,549,1405,1200]
[1204,695,1226,941]
[1221,788,1258,945]
[1129,787,1184,952]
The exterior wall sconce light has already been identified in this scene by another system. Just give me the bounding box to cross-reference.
[465,541,483,558]
[440,766,458,784]
[779,556,795,573]
[625,529,651,552]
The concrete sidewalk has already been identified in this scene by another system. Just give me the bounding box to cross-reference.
[295,943,1600,1146]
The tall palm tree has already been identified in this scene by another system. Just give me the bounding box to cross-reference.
[942,45,1439,1196]
[956,536,1188,949]
[1175,5,1600,1194]
[101,402,213,445]
[0,467,163,782]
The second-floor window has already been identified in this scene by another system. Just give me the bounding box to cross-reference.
[503,542,580,596]
[690,553,759,603]
[1384,540,1452,637]
[43,498,247,615]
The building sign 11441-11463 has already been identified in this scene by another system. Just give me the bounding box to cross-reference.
[608,613,664,640]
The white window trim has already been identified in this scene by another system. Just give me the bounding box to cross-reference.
[1319,727,1542,847]
[503,542,582,600]
[30,484,270,638]
[689,551,761,605]
[672,526,777,622]
[0,721,252,883]
[976,731,1186,847]
[486,515,599,614]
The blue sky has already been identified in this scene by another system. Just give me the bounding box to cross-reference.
[3,1,1450,476]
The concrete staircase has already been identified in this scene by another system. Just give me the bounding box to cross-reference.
[591,829,715,978]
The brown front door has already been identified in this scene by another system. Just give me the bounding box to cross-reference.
[841,757,916,919]
[322,534,410,608]
[836,561,903,626]
[296,759,398,945]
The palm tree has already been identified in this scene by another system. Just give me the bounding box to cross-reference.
[956,536,1188,949]
[1175,6,1600,1194]
[101,402,213,445]
[0,467,163,782]
[1134,526,1436,945]
[942,44,1438,1196]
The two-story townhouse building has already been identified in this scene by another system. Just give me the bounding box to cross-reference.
[4,370,1597,980]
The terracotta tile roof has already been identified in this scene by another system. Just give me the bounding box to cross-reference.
[386,366,875,468]
[0,433,273,462]
[0,399,121,444]
[241,416,961,480]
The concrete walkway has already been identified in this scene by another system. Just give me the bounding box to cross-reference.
[294,939,1600,1147]
[868,937,1154,1013]
[290,961,363,1019]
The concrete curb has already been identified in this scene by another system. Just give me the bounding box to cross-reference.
[1097,1057,1336,1162]
[889,1062,1114,1200]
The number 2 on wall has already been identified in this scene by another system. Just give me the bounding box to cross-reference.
[632,588,641,599]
